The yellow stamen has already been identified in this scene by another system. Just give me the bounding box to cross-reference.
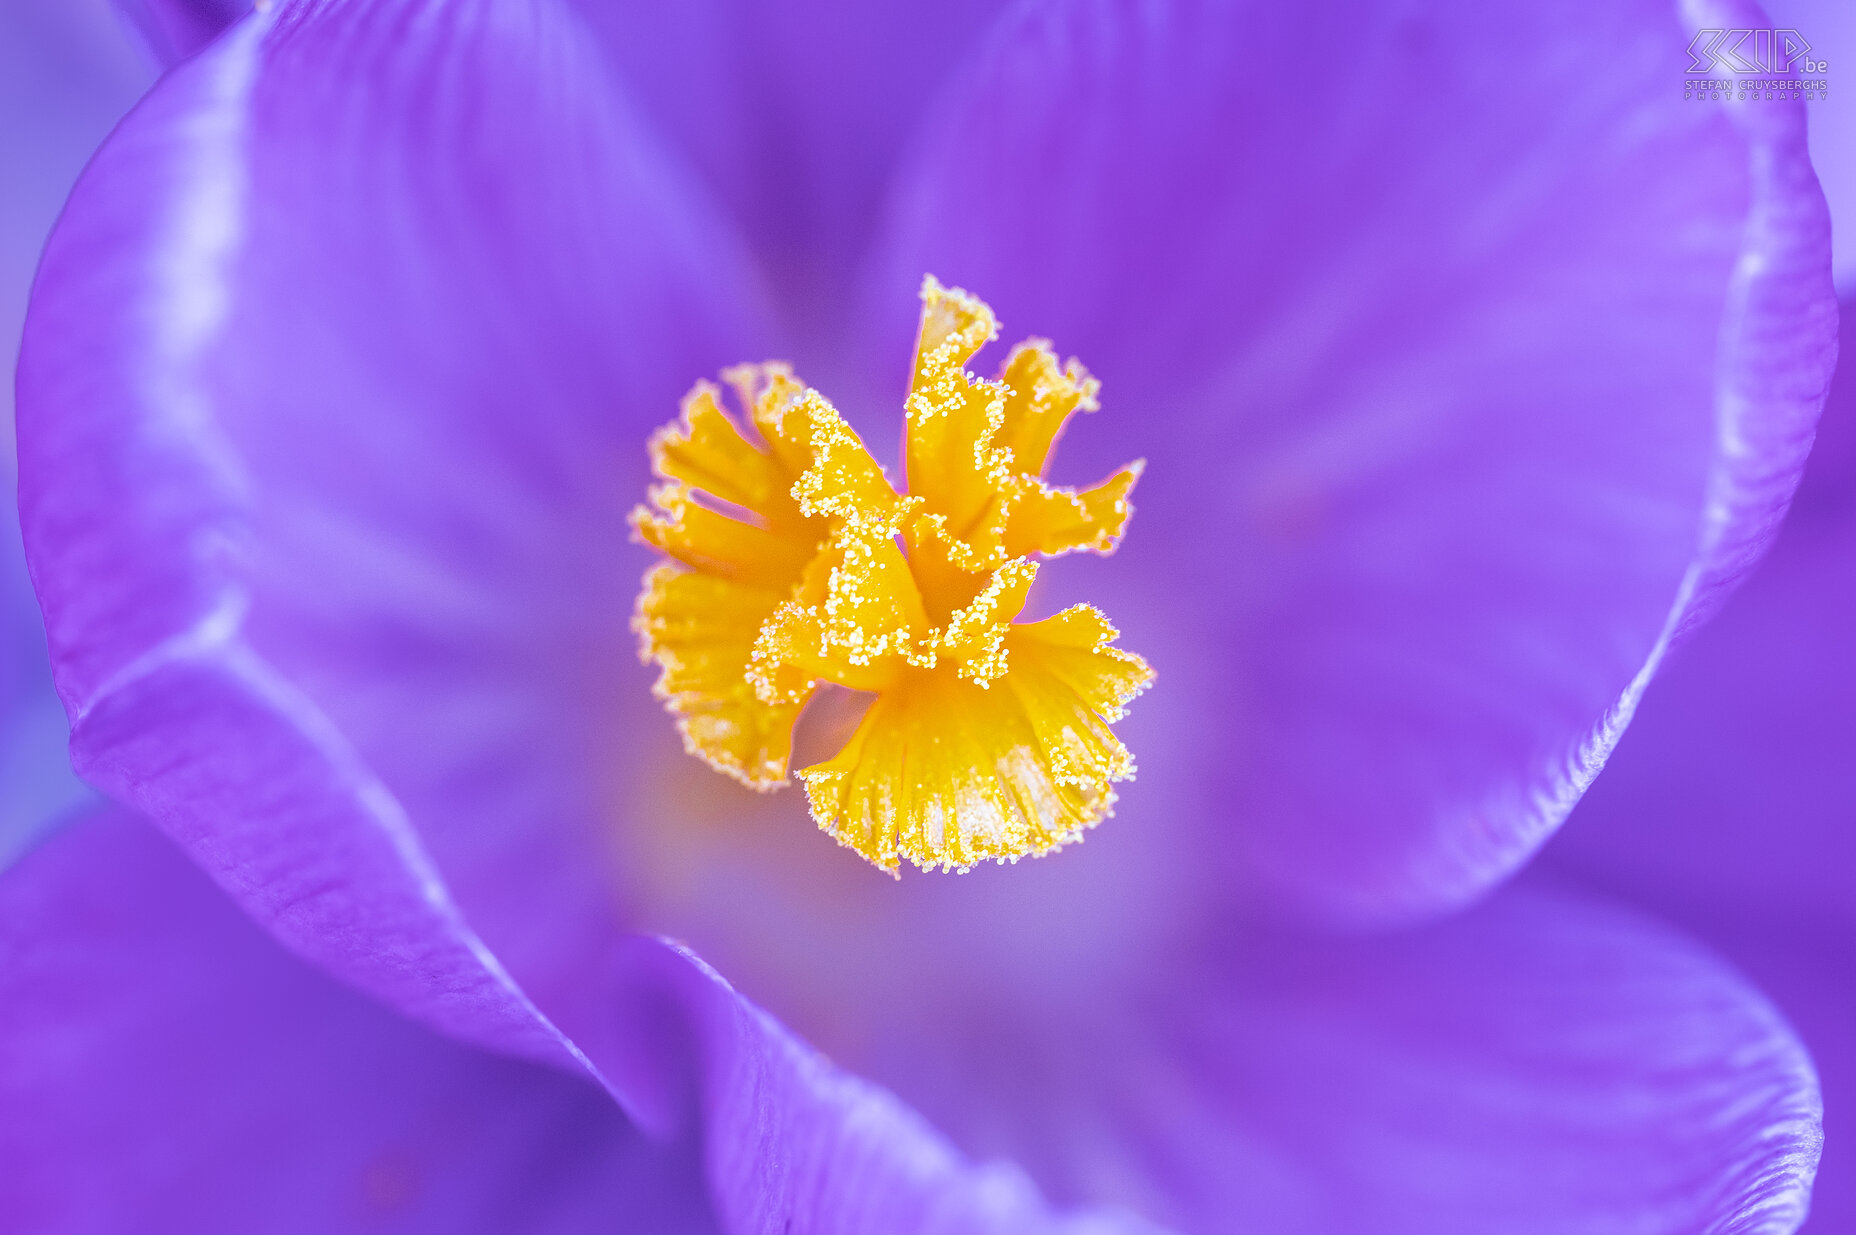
[632,277,1153,873]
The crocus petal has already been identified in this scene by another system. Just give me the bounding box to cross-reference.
[605,938,1151,1235]
[1552,425,1856,930]
[1672,934,1855,1231]
[569,0,1013,329]
[864,0,1838,923]
[1548,301,1856,1227]
[17,0,765,1072]
[0,809,720,1234]
[712,875,1818,1234]
[0,0,150,861]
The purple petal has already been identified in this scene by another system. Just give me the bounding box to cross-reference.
[1551,402,1856,931]
[1548,301,1856,1227]
[604,937,1149,1235]
[17,0,763,1071]
[571,0,1012,326]
[0,0,150,859]
[1684,935,1854,1232]
[863,0,1838,922]
[0,809,719,1234]
[690,875,1819,1233]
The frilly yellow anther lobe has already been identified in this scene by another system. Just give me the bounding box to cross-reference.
[632,276,1152,873]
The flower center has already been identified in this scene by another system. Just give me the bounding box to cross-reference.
[632,277,1152,873]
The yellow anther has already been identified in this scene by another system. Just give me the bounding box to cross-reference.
[632,277,1153,873]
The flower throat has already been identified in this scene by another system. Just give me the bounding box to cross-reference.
[633,277,1152,874]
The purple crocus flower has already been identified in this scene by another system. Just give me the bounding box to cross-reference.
[1,0,1843,1231]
